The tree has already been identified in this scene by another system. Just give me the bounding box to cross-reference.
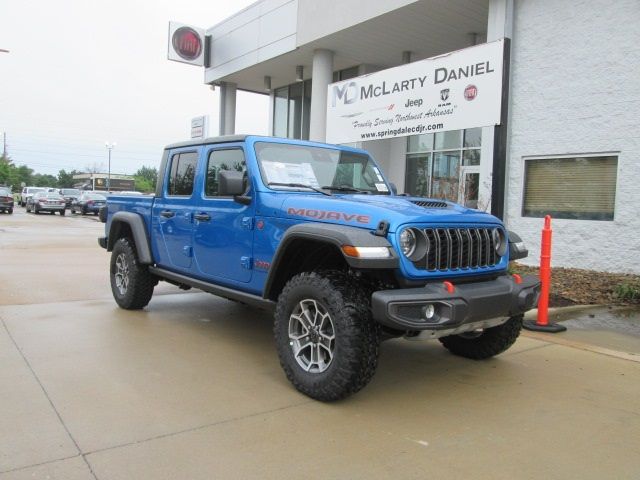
[57,169,80,188]
[32,173,57,187]
[133,165,158,193]
[85,162,105,174]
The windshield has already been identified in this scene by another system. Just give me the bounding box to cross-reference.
[254,142,390,194]
[0,188,10,196]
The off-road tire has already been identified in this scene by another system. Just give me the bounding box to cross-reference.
[439,315,523,359]
[110,237,156,310]
[274,271,381,401]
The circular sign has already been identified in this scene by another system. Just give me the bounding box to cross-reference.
[464,85,478,101]
[172,27,202,61]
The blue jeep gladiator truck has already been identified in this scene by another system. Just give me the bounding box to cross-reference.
[99,135,539,401]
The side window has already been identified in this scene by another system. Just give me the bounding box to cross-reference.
[167,151,198,196]
[205,149,246,197]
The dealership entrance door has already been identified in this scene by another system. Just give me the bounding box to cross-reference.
[459,167,480,209]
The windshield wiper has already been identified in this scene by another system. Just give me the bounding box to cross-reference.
[267,182,332,196]
[321,185,371,194]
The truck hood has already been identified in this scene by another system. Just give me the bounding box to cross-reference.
[276,193,501,231]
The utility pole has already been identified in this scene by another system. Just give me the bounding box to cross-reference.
[2,132,6,158]
[105,141,116,191]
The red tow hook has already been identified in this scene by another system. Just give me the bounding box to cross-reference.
[512,273,523,284]
[443,281,455,293]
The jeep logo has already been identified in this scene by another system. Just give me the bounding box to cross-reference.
[332,82,359,107]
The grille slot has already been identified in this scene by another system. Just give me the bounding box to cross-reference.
[411,200,449,208]
[419,227,499,271]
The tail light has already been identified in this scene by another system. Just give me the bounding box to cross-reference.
[87,200,94,205]
[39,198,48,203]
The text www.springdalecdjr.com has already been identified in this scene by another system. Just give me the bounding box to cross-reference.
[360,122,444,140]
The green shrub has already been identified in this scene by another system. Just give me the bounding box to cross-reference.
[614,283,640,302]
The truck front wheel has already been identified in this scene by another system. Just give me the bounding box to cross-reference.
[438,314,523,359]
[110,237,156,310]
[274,271,380,401]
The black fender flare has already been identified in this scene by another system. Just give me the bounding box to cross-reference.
[107,211,154,265]
[263,223,398,299]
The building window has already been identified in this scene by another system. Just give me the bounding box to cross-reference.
[405,128,482,202]
[272,80,312,140]
[523,155,618,221]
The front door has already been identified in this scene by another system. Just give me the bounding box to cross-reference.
[459,167,480,209]
[192,145,254,284]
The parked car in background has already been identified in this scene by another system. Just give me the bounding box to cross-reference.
[0,187,14,214]
[58,188,82,207]
[71,192,107,215]
[26,191,66,215]
[19,187,46,207]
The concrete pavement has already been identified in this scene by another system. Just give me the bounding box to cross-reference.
[1,207,639,479]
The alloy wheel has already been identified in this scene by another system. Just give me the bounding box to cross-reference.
[288,299,336,373]
[114,253,130,296]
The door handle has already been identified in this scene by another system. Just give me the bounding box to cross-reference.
[194,213,211,222]
[160,210,175,218]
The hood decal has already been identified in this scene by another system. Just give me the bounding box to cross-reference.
[287,207,370,224]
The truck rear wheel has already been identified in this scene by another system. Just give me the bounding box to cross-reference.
[438,314,523,359]
[110,237,156,310]
[274,271,380,401]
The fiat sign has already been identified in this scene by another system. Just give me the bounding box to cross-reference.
[168,21,205,66]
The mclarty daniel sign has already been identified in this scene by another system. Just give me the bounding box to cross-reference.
[326,39,505,144]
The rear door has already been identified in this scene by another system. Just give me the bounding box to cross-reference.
[152,148,200,272]
[192,144,254,283]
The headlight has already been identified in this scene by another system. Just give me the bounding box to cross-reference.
[399,229,416,257]
[492,228,508,257]
[399,228,429,262]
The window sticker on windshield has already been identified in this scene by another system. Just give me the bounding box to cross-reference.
[262,161,320,187]
[375,183,389,192]
[372,166,384,182]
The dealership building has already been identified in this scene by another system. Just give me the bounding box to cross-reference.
[192,0,639,273]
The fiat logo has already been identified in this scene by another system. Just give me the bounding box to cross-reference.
[464,85,478,101]
[172,27,202,61]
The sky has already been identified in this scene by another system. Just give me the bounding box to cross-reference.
[0,0,268,177]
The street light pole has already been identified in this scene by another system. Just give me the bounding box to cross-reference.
[105,141,116,191]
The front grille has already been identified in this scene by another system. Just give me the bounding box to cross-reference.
[420,227,499,271]
[412,200,448,208]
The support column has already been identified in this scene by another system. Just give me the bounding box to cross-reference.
[218,82,237,136]
[480,0,513,218]
[309,49,333,142]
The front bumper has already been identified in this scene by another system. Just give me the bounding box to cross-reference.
[371,274,540,331]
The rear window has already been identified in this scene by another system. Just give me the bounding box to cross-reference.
[28,188,45,194]
[61,189,80,195]
[87,194,106,200]
[0,188,11,196]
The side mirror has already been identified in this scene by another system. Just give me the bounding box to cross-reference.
[218,170,246,196]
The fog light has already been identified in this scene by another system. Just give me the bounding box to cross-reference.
[422,304,435,320]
